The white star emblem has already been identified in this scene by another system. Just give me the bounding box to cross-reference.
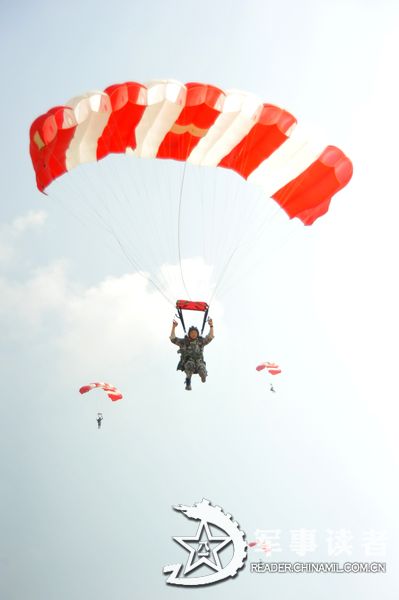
[173,520,232,575]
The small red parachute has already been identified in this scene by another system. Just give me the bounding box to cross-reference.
[256,362,281,375]
[248,541,272,553]
[79,382,123,401]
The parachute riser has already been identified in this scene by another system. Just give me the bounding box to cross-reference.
[175,300,210,336]
[175,306,186,334]
[201,307,209,335]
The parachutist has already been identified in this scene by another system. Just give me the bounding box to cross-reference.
[257,362,281,391]
[97,413,103,429]
[170,318,214,390]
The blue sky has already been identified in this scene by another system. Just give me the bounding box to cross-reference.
[1,1,398,598]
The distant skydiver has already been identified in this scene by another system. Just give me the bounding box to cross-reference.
[170,318,214,390]
[97,413,103,429]
[256,362,281,393]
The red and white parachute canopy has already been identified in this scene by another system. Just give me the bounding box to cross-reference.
[256,362,282,375]
[29,78,352,225]
[79,382,123,401]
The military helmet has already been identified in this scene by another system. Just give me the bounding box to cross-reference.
[188,326,199,336]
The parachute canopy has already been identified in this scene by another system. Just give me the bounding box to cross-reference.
[256,362,282,375]
[79,382,123,401]
[30,78,352,225]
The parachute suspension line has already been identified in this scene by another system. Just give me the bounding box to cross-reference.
[215,150,246,280]
[209,134,259,305]
[83,116,174,299]
[54,190,134,264]
[98,156,173,296]
[213,213,304,303]
[231,177,305,262]
[95,151,176,298]
[209,124,305,303]
[52,188,98,232]
[208,191,260,305]
[210,164,218,291]
[198,166,208,297]
[177,161,191,300]
[209,245,239,306]
[48,153,116,236]
[93,155,175,305]
[111,234,175,307]
[209,128,262,303]
[50,150,174,304]
[161,131,182,300]
[50,173,145,272]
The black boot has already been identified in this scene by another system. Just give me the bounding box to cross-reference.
[185,377,192,391]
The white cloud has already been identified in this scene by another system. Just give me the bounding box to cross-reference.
[0,256,223,375]
[59,270,171,373]
[12,210,47,233]
[0,240,13,264]
[0,210,48,265]
[0,260,69,329]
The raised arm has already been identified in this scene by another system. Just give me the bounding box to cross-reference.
[204,318,214,344]
[170,319,185,346]
[208,318,214,339]
[170,319,178,340]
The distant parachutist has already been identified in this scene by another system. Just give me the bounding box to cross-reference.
[248,540,272,554]
[256,362,281,393]
[79,382,121,429]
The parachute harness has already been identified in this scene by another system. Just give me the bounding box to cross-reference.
[175,300,209,335]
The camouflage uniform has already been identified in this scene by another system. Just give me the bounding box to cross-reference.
[170,333,213,380]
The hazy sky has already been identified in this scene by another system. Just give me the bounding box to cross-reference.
[1,1,398,598]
